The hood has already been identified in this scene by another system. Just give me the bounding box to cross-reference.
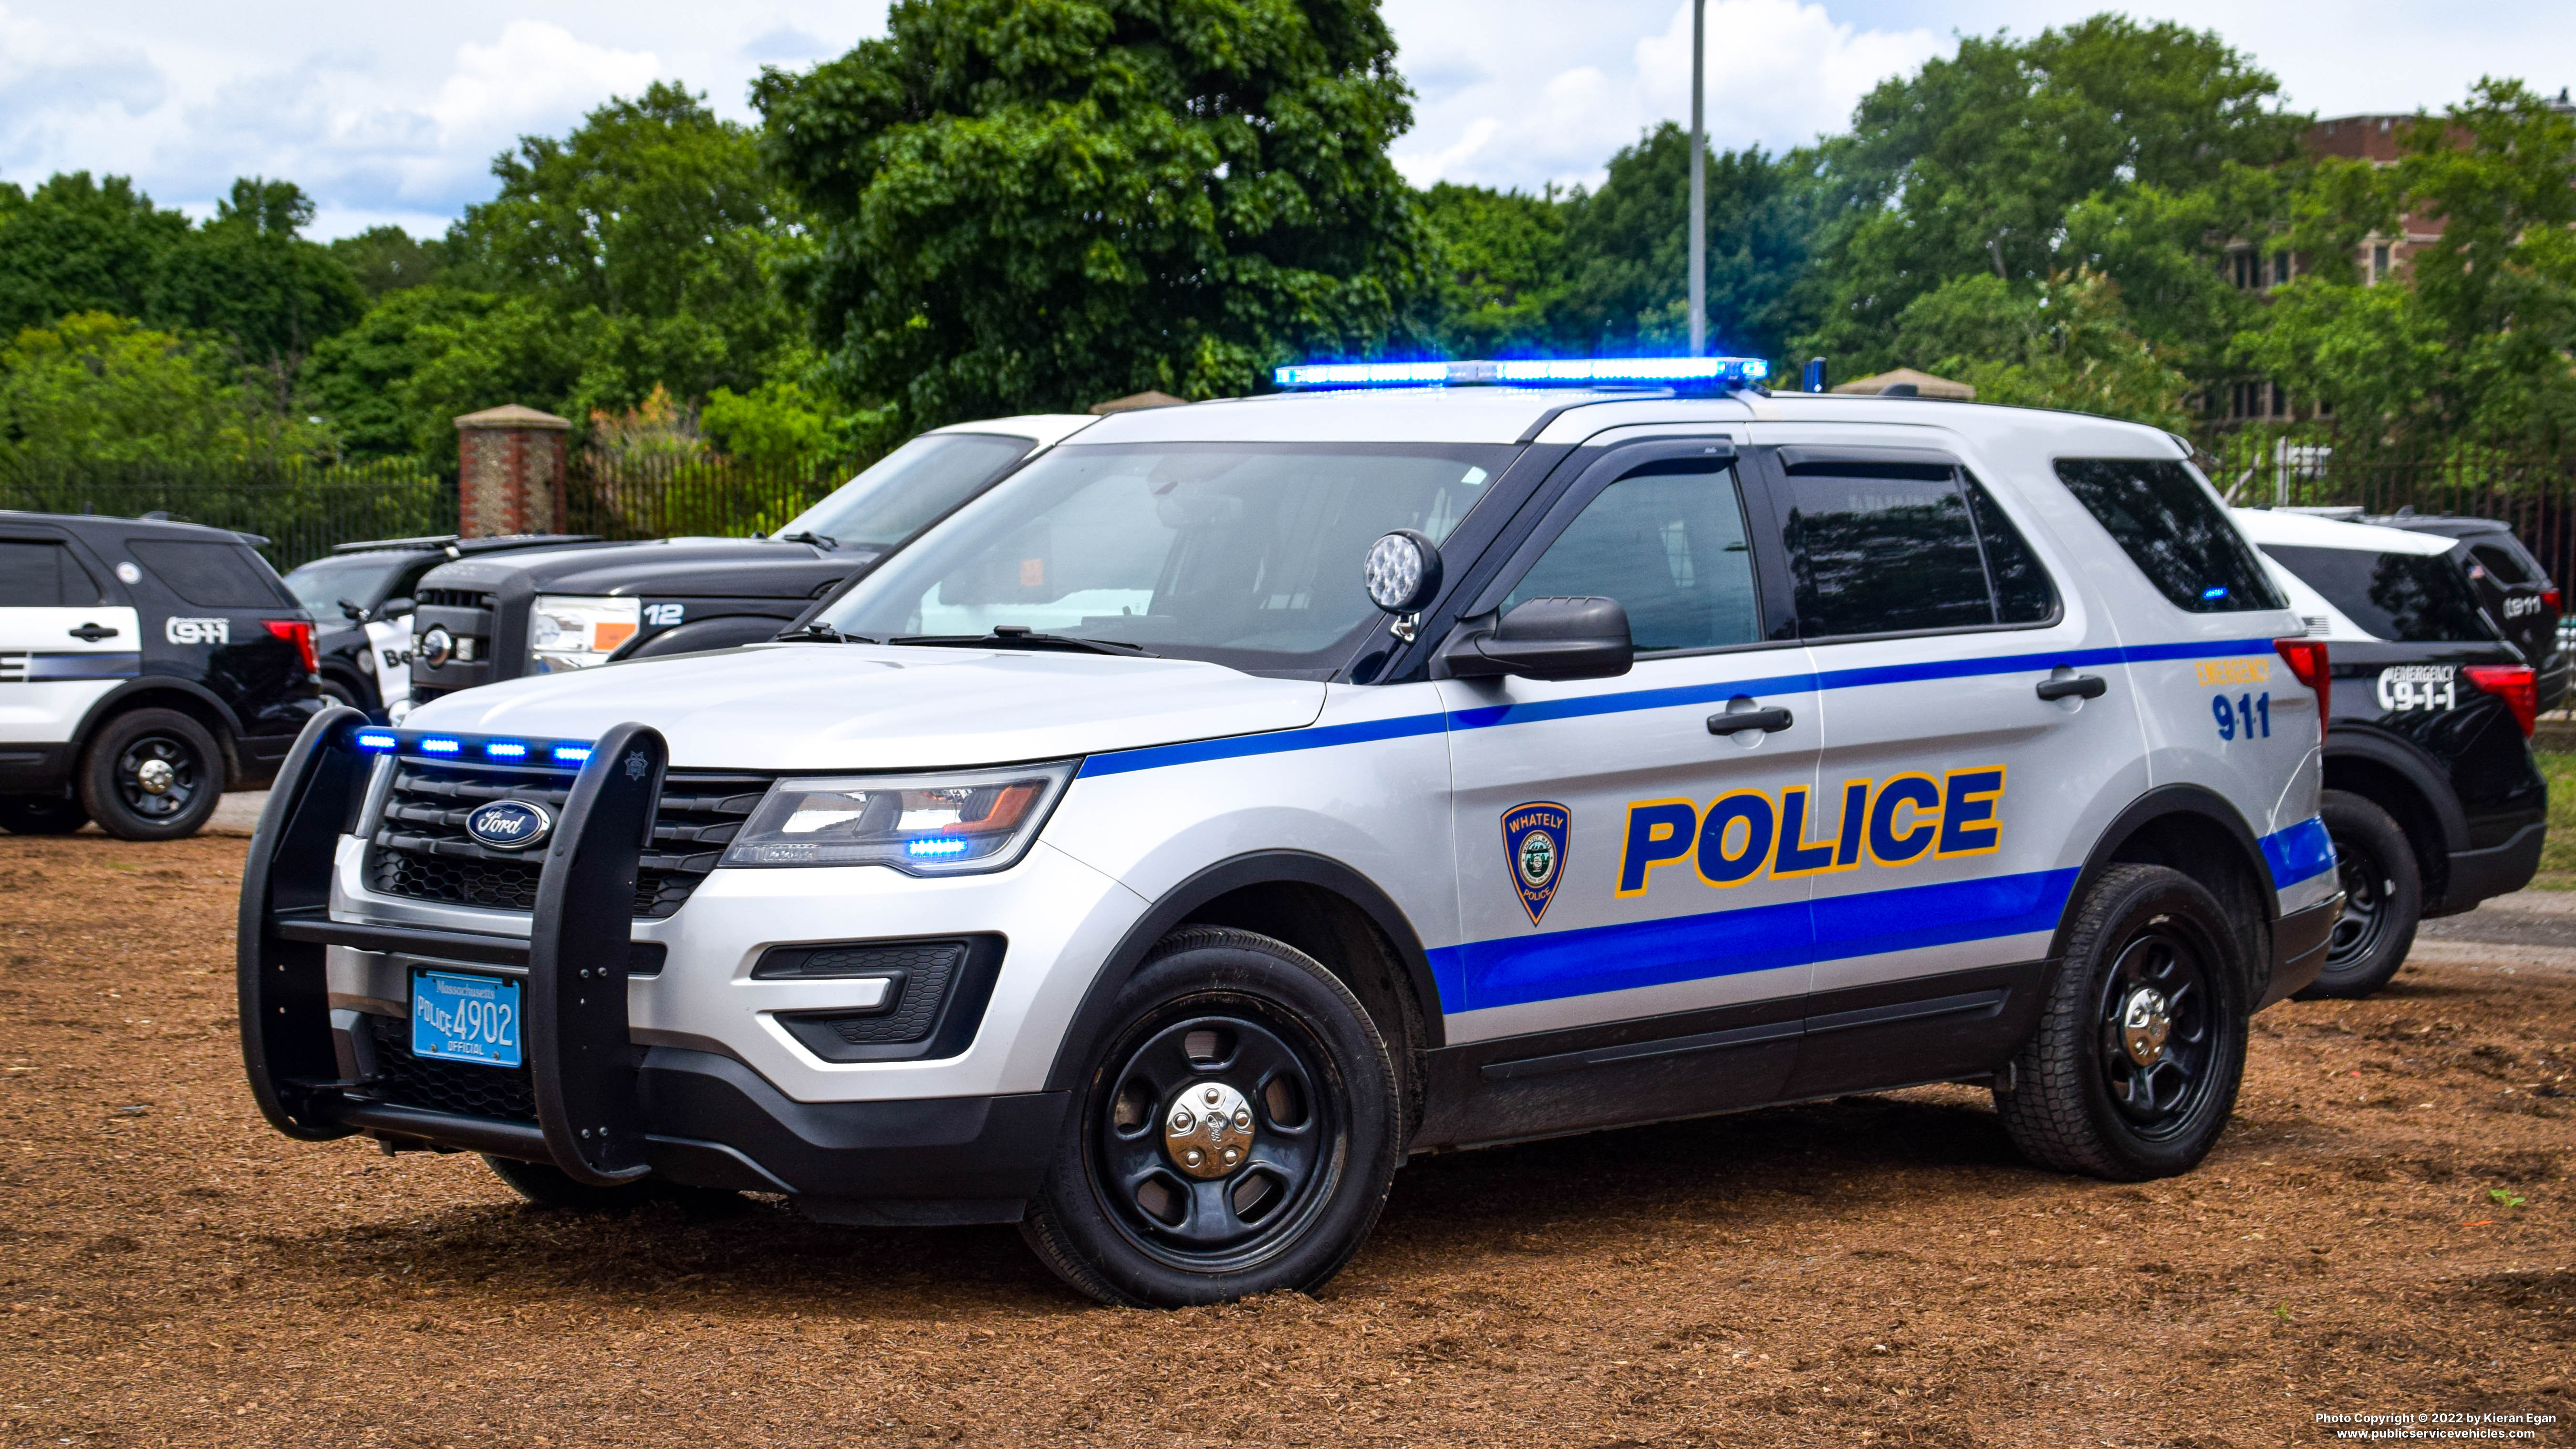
[417,537,884,599]
[401,642,1329,771]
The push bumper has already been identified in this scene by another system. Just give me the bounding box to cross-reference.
[239,710,1061,1219]
[2260,891,2342,1008]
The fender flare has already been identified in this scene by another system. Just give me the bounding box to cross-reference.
[1042,850,1444,1093]
[2059,784,2276,959]
[71,675,247,752]
[2322,724,2471,857]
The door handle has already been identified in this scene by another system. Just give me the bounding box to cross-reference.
[67,622,119,642]
[1708,705,1795,734]
[2036,674,2107,702]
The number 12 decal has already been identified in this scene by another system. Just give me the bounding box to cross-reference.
[2213,692,2270,741]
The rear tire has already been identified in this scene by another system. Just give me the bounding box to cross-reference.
[78,708,224,841]
[1996,864,2249,1180]
[2296,789,2420,1000]
[0,795,89,835]
[1020,927,1401,1308]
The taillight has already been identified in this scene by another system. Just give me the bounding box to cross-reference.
[2545,586,2562,614]
[2464,663,2538,738]
[2275,638,2331,742]
[264,619,318,674]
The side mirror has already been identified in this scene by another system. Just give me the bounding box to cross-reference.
[1438,596,1633,682]
[378,596,415,620]
[339,599,368,622]
[1364,529,1442,614]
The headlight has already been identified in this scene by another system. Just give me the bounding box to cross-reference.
[721,762,1078,875]
[528,595,641,673]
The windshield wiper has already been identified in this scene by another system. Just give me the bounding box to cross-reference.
[891,626,1157,658]
[773,621,881,643]
[775,530,838,549]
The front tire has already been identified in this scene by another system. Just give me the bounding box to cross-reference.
[483,1155,663,1212]
[0,795,89,835]
[1996,864,2249,1180]
[2296,789,2420,1000]
[1020,927,1401,1308]
[78,708,224,841]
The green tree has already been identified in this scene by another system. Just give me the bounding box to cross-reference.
[0,173,190,337]
[1891,269,2195,428]
[0,311,277,466]
[758,0,1431,425]
[154,178,368,368]
[2241,80,2576,446]
[1805,15,2306,373]
[1419,181,1568,357]
[300,285,498,458]
[331,226,447,300]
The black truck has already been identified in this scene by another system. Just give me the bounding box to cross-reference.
[408,415,1093,706]
[281,534,598,715]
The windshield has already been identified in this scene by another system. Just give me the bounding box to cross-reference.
[772,432,1035,548]
[283,555,410,616]
[816,442,1515,675]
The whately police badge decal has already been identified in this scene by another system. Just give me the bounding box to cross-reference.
[1501,801,1570,925]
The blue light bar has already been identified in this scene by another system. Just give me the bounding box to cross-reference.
[1273,356,1769,391]
[553,745,593,765]
[354,731,397,751]
[485,741,528,758]
[420,737,461,755]
[906,838,971,857]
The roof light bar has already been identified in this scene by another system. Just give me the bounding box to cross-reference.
[1273,356,1769,391]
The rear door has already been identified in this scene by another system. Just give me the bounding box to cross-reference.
[1437,439,1821,1135]
[1756,446,2148,1097]
[0,530,140,747]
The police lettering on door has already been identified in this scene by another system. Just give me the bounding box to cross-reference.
[1618,767,2007,897]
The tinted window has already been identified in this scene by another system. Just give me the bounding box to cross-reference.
[775,433,1036,548]
[2469,541,2535,587]
[818,443,1510,674]
[0,540,102,607]
[127,539,289,608]
[2054,459,2282,612]
[1964,478,2059,624]
[2261,545,2492,642]
[283,555,412,616]
[1506,462,1760,652]
[1786,464,1994,637]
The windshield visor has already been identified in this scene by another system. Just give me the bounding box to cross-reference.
[816,443,1513,673]
[772,432,1035,548]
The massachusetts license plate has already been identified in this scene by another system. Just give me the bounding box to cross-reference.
[409,968,523,1068]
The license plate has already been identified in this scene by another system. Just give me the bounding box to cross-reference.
[410,968,523,1068]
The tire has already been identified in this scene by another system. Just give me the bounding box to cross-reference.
[2296,789,2421,1000]
[1996,864,2250,1180]
[1019,926,1402,1308]
[482,1154,665,1212]
[319,674,372,713]
[78,708,225,841]
[0,795,89,835]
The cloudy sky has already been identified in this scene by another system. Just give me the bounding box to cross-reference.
[3,0,2571,241]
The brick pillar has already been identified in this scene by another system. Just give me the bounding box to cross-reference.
[454,404,572,538]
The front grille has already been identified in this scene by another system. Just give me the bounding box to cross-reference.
[417,588,494,610]
[366,757,769,918]
[363,1014,535,1121]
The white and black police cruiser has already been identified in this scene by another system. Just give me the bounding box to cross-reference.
[241,358,2339,1307]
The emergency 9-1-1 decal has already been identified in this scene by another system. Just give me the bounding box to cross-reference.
[1501,801,1571,925]
[1617,766,2007,898]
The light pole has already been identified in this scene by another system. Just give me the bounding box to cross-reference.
[1688,0,1706,357]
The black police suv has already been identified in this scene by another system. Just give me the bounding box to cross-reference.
[0,512,324,839]
[2367,511,2568,712]
[281,534,597,715]
[2237,507,2547,997]
[407,416,1093,705]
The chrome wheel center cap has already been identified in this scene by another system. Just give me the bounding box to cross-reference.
[2120,987,2172,1066]
[135,758,176,795]
[1163,1080,1255,1180]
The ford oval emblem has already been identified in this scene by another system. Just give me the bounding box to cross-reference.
[465,799,553,851]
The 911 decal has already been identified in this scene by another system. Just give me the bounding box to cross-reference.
[165,617,229,645]
[2377,664,2458,713]
[1617,766,2005,898]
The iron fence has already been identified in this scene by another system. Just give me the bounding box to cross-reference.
[2198,429,2576,589]
[563,456,867,543]
[0,459,456,572]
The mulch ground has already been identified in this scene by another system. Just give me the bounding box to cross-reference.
[2,830,2571,1447]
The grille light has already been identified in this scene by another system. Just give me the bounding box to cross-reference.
[485,741,529,758]
[421,737,461,755]
[353,731,397,751]
[553,745,593,764]
[1273,356,1770,390]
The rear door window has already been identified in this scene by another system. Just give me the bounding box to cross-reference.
[2054,459,2282,612]
[2261,545,2492,642]
[0,539,104,607]
[1781,463,2060,637]
[126,539,291,609]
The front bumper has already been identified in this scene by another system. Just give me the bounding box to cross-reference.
[240,711,1127,1211]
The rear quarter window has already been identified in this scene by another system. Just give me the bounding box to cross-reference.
[2053,459,2282,613]
[127,539,293,609]
[2260,545,2493,642]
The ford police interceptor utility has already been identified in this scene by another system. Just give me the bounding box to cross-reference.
[241,358,2339,1307]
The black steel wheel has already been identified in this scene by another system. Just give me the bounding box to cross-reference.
[79,708,223,841]
[0,795,88,835]
[1021,926,1400,1307]
[1997,864,2248,1180]
[2297,789,2420,999]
